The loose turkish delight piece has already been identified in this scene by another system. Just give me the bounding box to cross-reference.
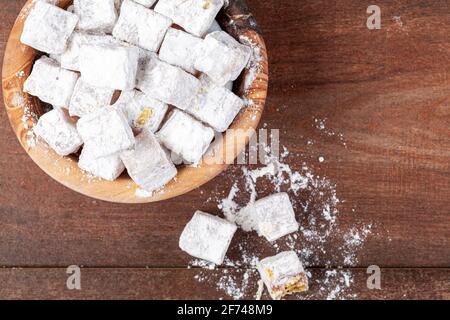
[24,56,78,107]
[194,31,251,86]
[20,1,78,54]
[120,130,177,191]
[79,43,139,90]
[58,32,119,71]
[113,0,172,52]
[179,211,237,265]
[114,90,168,132]
[78,145,125,181]
[252,193,299,242]
[34,108,83,156]
[137,55,200,110]
[157,110,214,164]
[77,107,135,158]
[69,79,115,117]
[159,28,203,74]
[257,251,309,300]
[73,0,117,33]
[154,0,224,37]
[187,75,244,132]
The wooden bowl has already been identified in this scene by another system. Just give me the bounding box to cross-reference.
[1,0,268,203]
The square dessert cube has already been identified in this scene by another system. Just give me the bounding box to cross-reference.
[74,0,118,33]
[154,0,224,37]
[57,32,119,71]
[77,107,135,158]
[24,56,79,107]
[79,43,139,90]
[69,79,115,117]
[257,251,309,300]
[157,110,215,164]
[114,90,168,132]
[179,211,237,265]
[113,0,172,52]
[206,19,222,35]
[194,31,251,86]
[78,145,125,181]
[20,1,78,54]
[252,193,299,242]
[137,55,201,110]
[34,108,83,156]
[187,75,244,132]
[120,130,177,191]
[159,28,203,74]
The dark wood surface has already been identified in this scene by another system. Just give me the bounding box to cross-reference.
[0,0,449,299]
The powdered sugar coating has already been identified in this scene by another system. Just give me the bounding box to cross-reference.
[34,108,83,156]
[249,192,299,242]
[73,0,118,33]
[159,28,203,74]
[120,130,177,191]
[137,55,201,110]
[24,56,79,107]
[154,0,224,37]
[179,211,237,265]
[79,43,139,90]
[21,1,78,54]
[257,251,308,300]
[113,0,172,52]
[78,145,125,181]
[114,90,168,132]
[187,75,243,132]
[157,110,215,164]
[195,31,251,86]
[77,108,135,158]
[69,79,115,117]
[132,0,157,8]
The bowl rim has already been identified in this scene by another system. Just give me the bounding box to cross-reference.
[1,0,269,203]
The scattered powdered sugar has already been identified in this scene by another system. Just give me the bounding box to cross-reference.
[192,138,373,300]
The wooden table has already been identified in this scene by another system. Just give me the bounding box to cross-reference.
[0,0,449,300]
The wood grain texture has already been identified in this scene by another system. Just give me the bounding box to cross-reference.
[0,0,449,299]
[1,0,268,203]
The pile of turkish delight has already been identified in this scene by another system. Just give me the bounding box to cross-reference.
[22,0,252,190]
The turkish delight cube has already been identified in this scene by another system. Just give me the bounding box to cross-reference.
[24,56,79,107]
[159,28,203,74]
[73,0,118,33]
[137,55,200,110]
[114,90,168,132]
[120,130,177,191]
[257,251,309,300]
[58,32,119,72]
[79,43,139,90]
[34,108,83,156]
[69,79,115,117]
[194,31,251,86]
[132,0,157,7]
[187,75,243,132]
[77,107,135,158]
[78,145,125,181]
[20,1,78,54]
[154,0,224,37]
[252,193,299,242]
[206,19,222,35]
[157,110,214,164]
[179,211,237,265]
[113,0,172,52]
